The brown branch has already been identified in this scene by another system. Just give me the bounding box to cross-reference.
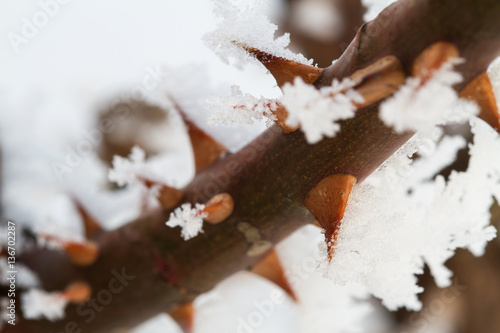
[5,0,500,332]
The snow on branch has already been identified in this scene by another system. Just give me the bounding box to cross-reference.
[21,289,68,322]
[166,203,208,240]
[206,85,278,126]
[379,59,478,134]
[282,77,364,144]
[321,119,498,311]
[204,0,312,68]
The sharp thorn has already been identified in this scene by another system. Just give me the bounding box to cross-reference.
[39,234,100,266]
[64,241,100,266]
[460,72,500,132]
[303,174,357,261]
[157,186,185,211]
[251,249,298,301]
[238,44,323,88]
[270,103,300,134]
[169,302,195,333]
[73,199,103,238]
[137,176,184,210]
[412,41,460,80]
[202,193,234,224]
[62,281,92,304]
[272,56,405,134]
[350,55,406,108]
[174,104,228,172]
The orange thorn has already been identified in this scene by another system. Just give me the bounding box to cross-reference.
[137,176,184,210]
[202,193,234,224]
[186,118,228,172]
[157,186,184,211]
[460,72,500,132]
[350,55,406,108]
[251,249,298,301]
[62,281,92,304]
[40,234,100,266]
[412,41,460,81]
[239,44,323,88]
[169,302,195,333]
[174,107,227,172]
[270,103,300,134]
[64,241,100,266]
[303,174,357,261]
[271,56,404,135]
[73,199,103,238]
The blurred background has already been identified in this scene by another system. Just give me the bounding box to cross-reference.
[1,0,499,332]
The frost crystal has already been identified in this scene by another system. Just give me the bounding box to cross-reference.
[379,59,478,134]
[166,203,208,240]
[207,85,278,126]
[108,146,147,187]
[321,119,498,311]
[21,289,68,321]
[204,0,312,68]
[282,77,363,144]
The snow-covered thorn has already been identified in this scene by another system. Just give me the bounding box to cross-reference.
[138,176,184,210]
[270,104,300,134]
[202,192,234,224]
[168,302,195,333]
[39,234,100,266]
[303,174,357,261]
[238,43,323,88]
[21,281,92,321]
[251,249,298,301]
[178,108,228,172]
[73,199,103,238]
[62,281,92,304]
[412,41,460,82]
[349,55,406,108]
[460,72,500,132]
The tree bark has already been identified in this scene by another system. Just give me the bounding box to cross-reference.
[5,0,500,332]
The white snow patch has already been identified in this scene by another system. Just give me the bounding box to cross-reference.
[204,0,313,68]
[21,289,68,321]
[282,77,363,144]
[207,85,278,126]
[108,146,147,187]
[380,59,478,134]
[277,225,389,333]
[166,203,208,240]
[321,119,498,311]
